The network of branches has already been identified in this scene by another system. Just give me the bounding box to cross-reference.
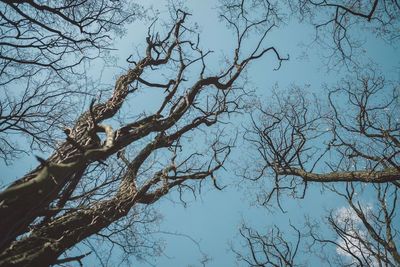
[0,3,285,266]
[224,0,399,266]
[0,0,142,163]
[0,0,398,266]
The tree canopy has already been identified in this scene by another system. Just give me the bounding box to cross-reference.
[0,0,398,266]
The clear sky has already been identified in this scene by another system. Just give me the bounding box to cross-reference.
[96,1,398,266]
[1,1,398,266]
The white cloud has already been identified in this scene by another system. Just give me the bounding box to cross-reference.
[334,205,379,266]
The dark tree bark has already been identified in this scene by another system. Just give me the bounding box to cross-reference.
[0,0,141,162]
[0,7,284,266]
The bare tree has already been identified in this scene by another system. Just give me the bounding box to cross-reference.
[290,0,400,66]
[0,7,285,266]
[216,0,399,265]
[0,0,140,82]
[0,73,87,163]
[245,70,399,205]
[223,0,400,67]
[307,183,399,266]
[233,223,302,266]
[239,70,399,265]
[0,0,142,162]
[237,181,399,267]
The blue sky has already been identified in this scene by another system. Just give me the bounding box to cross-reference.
[131,2,399,267]
[102,2,398,266]
[1,1,399,266]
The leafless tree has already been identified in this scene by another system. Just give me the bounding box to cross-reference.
[307,183,399,266]
[223,0,400,67]
[0,7,285,266]
[0,73,88,163]
[0,0,142,162]
[0,0,140,82]
[233,223,302,266]
[219,0,399,265]
[240,70,399,265]
[237,182,399,267]
[245,70,399,205]
[291,0,400,66]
